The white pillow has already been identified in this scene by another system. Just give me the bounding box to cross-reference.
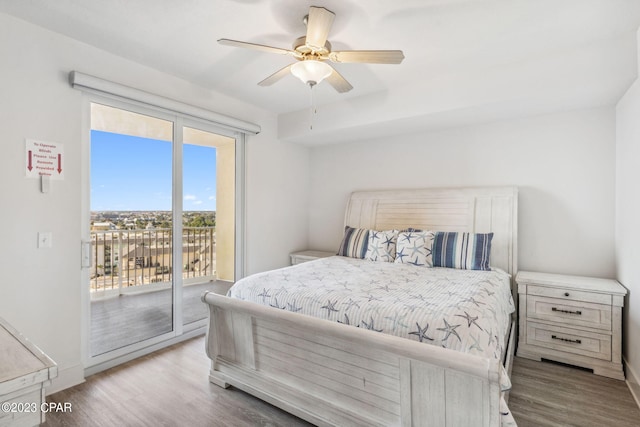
[394,230,435,267]
[364,230,398,262]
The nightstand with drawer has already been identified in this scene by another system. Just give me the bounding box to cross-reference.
[289,250,334,265]
[516,271,627,380]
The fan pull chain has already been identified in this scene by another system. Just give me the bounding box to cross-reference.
[309,81,317,131]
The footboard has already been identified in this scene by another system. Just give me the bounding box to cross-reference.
[202,291,502,427]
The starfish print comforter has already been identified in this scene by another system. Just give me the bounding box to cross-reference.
[227,255,517,426]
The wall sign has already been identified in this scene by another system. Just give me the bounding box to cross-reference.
[25,139,65,180]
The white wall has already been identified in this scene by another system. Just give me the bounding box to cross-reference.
[616,78,640,401]
[245,123,310,273]
[308,107,616,278]
[0,12,309,392]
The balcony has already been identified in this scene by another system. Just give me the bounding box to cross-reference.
[90,227,216,298]
[89,227,223,356]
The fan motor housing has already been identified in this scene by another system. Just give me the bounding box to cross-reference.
[293,36,331,57]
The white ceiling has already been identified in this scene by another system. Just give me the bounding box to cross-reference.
[2,0,640,143]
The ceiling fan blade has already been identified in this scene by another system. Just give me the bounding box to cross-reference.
[258,64,293,87]
[326,66,353,93]
[306,7,335,51]
[329,50,405,64]
[218,39,297,57]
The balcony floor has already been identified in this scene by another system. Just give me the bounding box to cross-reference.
[90,281,232,356]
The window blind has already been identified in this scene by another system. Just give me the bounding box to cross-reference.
[69,71,261,135]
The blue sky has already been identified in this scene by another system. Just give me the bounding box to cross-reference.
[91,130,217,211]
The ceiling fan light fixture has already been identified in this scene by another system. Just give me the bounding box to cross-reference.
[291,60,332,86]
[219,6,403,93]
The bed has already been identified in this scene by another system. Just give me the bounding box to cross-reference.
[202,186,518,426]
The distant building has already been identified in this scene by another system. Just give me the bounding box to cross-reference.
[92,221,116,231]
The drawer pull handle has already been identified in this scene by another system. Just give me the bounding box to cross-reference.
[552,307,582,315]
[564,292,570,297]
[551,335,582,344]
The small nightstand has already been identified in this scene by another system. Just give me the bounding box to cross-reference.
[289,250,334,265]
[516,271,627,380]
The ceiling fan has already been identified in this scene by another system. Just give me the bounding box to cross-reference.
[218,6,405,93]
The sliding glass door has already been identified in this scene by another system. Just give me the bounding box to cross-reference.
[86,99,237,362]
[181,126,235,328]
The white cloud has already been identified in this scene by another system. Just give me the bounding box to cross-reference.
[184,194,197,200]
[208,196,216,201]
[193,200,203,205]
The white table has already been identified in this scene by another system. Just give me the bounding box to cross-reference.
[0,317,57,426]
[289,250,335,265]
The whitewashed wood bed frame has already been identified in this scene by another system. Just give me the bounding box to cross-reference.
[202,186,518,427]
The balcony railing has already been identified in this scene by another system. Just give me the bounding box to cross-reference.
[90,227,215,296]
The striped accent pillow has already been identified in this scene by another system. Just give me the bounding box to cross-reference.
[432,232,493,271]
[337,226,370,259]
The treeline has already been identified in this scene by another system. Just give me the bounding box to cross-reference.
[93,210,215,230]
[183,212,216,228]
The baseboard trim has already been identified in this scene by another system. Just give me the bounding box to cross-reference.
[624,356,640,410]
[47,364,85,395]
[84,329,205,377]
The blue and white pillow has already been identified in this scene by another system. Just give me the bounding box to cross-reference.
[394,230,435,267]
[337,226,369,259]
[432,232,493,271]
[365,230,398,262]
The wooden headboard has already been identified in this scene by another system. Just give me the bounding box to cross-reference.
[344,186,518,277]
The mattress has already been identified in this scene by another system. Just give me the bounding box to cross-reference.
[229,256,513,362]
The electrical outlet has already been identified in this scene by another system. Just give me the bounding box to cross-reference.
[38,232,52,248]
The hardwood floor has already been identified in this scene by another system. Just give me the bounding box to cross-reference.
[45,336,312,427]
[45,337,640,427]
[509,357,640,427]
